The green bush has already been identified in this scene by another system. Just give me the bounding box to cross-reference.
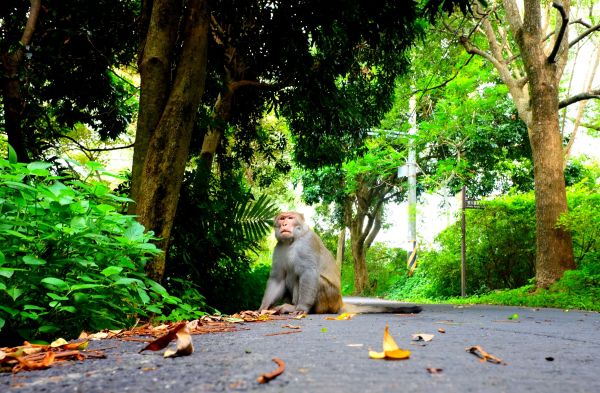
[0,157,202,343]
[389,178,600,309]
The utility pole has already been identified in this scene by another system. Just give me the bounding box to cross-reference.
[460,185,467,297]
[406,95,417,275]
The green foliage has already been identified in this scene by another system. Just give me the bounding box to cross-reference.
[1,0,140,160]
[0,158,202,343]
[167,166,279,313]
[388,177,600,310]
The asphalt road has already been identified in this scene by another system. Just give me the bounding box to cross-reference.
[2,303,599,392]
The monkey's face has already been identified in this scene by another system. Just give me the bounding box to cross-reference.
[275,213,302,241]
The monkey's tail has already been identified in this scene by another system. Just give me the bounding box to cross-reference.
[341,297,422,314]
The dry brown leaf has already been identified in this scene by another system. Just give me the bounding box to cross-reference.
[164,325,194,358]
[437,328,446,333]
[412,333,434,342]
[426,367,443,374]
[466,346,506,365]
[257,357,285,384]
[368,324,410,360]
[281,324,301,330]
[139,322,187,353]
[15,351,56,371]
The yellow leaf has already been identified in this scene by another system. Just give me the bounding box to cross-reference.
[369,324,411,360]
[382,324,400,352]
[368,350,386,359]
[385,348,411,359]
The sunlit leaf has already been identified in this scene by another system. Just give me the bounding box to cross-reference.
[164,325,194,358]
[369,324,411,360]
[50,338,68,347]
[139,322,186,352]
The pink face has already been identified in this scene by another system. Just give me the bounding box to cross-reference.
[277,213,299,239]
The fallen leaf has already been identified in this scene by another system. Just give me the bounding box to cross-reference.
[15,351,56,371]
[426,367,443,374]
[87,332,109,340]
[437,328,446,333]
[466,346,506,365]
[325,313,356,320]
[139,322,187,353]
[508,313,520,320]
[257,357,285,384]
[164,325,194,358]
[223,317,245,323]
[50,338,68,348]
[320,327,328,333]
[368,324,410,360]
[412,333,434,342]
[281,324,301,330]
[264,331,302,337]
[293,313,307,320]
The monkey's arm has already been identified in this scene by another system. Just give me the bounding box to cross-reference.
[295,268,319,312]
[259,274,286,311]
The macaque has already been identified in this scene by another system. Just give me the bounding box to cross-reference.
[259,212,422,315]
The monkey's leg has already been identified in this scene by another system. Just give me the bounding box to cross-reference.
[295,269,319,313]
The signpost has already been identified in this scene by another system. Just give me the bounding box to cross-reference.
[460,185,483,297]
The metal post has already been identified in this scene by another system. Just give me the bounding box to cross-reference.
[460,185,466,297]
[407,95,417,257]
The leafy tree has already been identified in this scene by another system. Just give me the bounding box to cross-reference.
[446,0,600,287]
[415,56,533,196]
[302,137,408,294]
[0,0,139,162]
[132,0,471,281]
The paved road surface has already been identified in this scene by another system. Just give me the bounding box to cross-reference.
[2,304,599,392]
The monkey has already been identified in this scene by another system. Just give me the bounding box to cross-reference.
[259,212,422,315]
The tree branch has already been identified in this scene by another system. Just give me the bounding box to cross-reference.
[569,23,600,48]
[559,88,600,109]
[58,134,135,152]
[548,1,568,64]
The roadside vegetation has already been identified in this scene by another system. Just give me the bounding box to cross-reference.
[1,1,599,346]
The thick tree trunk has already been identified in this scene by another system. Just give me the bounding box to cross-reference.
[135,0,210,281]
[130,0,182,213]
[517,0,575,288]
[528,75,575,288]
[350,231,369,294]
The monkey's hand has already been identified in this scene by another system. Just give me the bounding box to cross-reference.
[272,303,297,314]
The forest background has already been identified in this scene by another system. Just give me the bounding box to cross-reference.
[1,0,599,345]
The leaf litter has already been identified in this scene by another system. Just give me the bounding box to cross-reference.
[1,310,285,373]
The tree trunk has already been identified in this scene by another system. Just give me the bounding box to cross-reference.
[528,74,576,288]
[0,0,42,162]
[517,0,575,288]
[130,0,182,214]
[335,227,346,269]
[350,229,369,294]
[135,0,210,281]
